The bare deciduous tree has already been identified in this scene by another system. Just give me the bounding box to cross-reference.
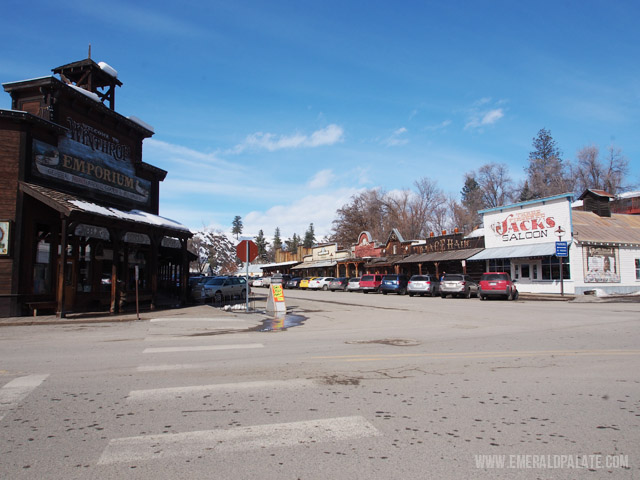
[568,144,631,195]
[477,162,513,208]
[330,177,451,246]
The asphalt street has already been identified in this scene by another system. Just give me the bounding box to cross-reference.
[0,289,638,479]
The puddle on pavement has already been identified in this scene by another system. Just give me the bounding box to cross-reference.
[251,314,307,332]
[186,313,307,336]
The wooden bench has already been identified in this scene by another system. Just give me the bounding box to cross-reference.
[26,301,58,316]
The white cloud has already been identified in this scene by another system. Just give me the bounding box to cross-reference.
[424,120,452,131]
[465,99,506,130]
[383,127,409,146]
[308,169,335,189]
[480,109,504,125]
[231,124,344,153]
[242,188,361,239]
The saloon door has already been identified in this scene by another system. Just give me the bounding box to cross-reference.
[512,260,541,285]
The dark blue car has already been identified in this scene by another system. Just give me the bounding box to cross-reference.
[380,274,409,295]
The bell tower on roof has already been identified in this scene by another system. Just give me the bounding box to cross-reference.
[52,54,122,110]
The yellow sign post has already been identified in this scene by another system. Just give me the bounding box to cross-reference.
[266,283,286,314]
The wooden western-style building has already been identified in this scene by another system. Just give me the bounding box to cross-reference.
[0,57,192,317]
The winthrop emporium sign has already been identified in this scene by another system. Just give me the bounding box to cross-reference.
[31,118,151,207]
[484,197,572,249]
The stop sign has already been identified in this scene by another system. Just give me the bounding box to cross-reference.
[236,239,259,262]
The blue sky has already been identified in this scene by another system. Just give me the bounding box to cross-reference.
[2,0,639,240]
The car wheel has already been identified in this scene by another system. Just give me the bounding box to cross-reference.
[441,293,447,298]
[382,291,388,295]
[479,294,485,300]
[409,292,414,297]
[322,285,328,291]
[363,291,368,294]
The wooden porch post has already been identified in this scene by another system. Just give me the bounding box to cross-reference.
[149,234,160,310]
[55,217,67,318]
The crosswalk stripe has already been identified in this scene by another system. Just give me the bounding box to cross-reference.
[127,378,315,402]
[98,416,380,464]
[136,363,219,372]
[0,374,49,421]
[150,318,248,323]
[143,343,263,354]
[144,333,251,342]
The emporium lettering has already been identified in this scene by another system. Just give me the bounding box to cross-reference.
[67,118,129,161]
[62,154,134,189]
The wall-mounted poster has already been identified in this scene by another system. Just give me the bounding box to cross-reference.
[0,220,11,256]
[583,246,620,283]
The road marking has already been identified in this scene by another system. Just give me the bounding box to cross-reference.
[98,416,380,465]
[143,343,263,354]
[311,349,640,362]
[144,333,251,342]
[127,379,315,402]
[150,318,248,323]
[0,374,49,421]
[137,363,220,372]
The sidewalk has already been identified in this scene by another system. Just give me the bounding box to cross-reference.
[0,299,269,327]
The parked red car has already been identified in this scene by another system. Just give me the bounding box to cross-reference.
[359,274,384,294]
[478,272,518,300]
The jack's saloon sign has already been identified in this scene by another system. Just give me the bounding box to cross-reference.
[484,198,572,249]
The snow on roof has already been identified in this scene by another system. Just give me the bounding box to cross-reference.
[68,84,100,102]
[69,199,190,232]
[127,115,155,133]
[617,191,640,199]
[1,75,53,87]
[98,61,118,78]
[464,227,484,239]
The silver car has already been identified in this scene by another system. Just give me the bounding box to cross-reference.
[202,276,248,303]
[407,274,440,297]
[347,277,361,292]
[439,274,478,299]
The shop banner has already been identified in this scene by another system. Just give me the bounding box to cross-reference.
[483,198,572,249]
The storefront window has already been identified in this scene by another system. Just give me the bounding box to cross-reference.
[488,259,510,272]
[128,250,148,290]
[33,227,52,294]
[541,256,570,280]
[77,241,92,292]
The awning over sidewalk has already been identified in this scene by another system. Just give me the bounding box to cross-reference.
[396,248,484,264]
[20,182,191,236]
[291,259,337,270]
[466,243,558,261]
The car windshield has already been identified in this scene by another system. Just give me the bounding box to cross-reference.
[483,273,508,281]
